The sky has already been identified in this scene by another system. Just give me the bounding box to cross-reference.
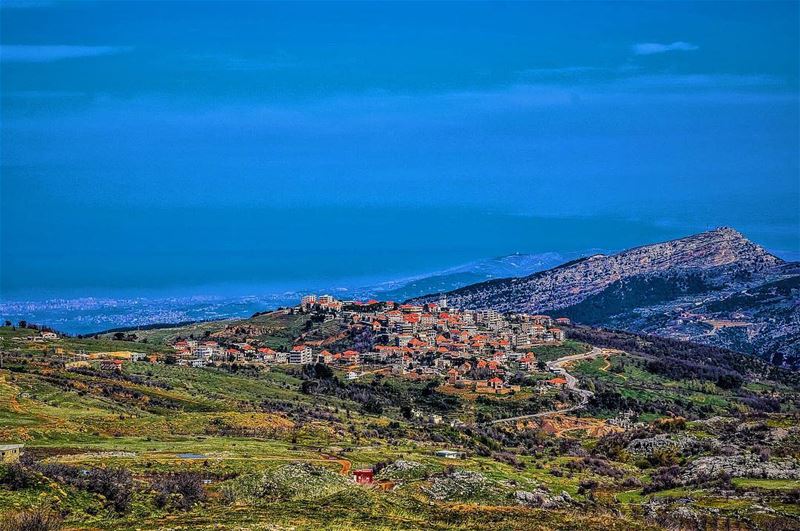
[1,1,798,300]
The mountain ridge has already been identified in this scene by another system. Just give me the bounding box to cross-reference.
[409,227,798,367]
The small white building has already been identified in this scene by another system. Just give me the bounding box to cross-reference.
[435,450,463,459]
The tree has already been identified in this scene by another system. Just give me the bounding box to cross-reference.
[301,363,334,380]
[353,327,374,353]
[362,398,383,415]
[716,374,743,390]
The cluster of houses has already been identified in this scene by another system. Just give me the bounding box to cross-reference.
[16,330,59,343]
[64,350,151,372]
[170,338,321,367]
[10,294,574,395]
[172,295,571,393]
[66,295,572,395]
[305,295,570,393]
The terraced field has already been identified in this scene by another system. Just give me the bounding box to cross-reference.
[1,326,799,530]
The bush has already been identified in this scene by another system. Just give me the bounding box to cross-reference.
[716,374,743,390]
[564,457,624,478]
[0,507,62,531]
[621,476,643,488]
[0,463,38,490]
[492,452,524,470]
[643,465,682,494]
[35,464,132,513]
[152,472,206,511]
[578,479,599,495]
[362,398,383,415]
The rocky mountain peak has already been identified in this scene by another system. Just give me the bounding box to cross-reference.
[409,228,785,314]
[668,227,782,269]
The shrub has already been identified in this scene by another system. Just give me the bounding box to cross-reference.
[621,476,643,488]
[152,472,206,511]
[564,457,624,478]
[492,452,524,470]
[35,464,133,513]
[0,463,38,490]
[362,398,383,415]
[643,465,682,494]
[0,507,62,531]
[578,479,599,495]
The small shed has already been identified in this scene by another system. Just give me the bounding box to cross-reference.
[435,449,463,459]
[0,444,24,463]
[100,359,124,372]
[353,469,374,484]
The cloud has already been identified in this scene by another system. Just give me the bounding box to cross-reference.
[632,41,699,55]
[0,45,132,62]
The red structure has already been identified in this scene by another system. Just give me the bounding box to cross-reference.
[353,469,374,484]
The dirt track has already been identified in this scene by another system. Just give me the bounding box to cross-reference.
[488,347,604,425]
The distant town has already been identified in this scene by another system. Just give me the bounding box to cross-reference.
[172,295,570,393]
[14,295,574,399]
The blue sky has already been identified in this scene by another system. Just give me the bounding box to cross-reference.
[1,1,798,299]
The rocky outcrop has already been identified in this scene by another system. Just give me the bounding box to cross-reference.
[682,454,800,482]
[626,434,715,457]
[411,227,782,313]
[514,489,574,509]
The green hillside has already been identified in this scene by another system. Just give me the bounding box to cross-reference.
[1,320,799,530]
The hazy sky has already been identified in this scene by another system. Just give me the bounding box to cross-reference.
[1,1,798,298]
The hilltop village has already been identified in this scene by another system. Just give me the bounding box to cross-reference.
[164,295,571,394]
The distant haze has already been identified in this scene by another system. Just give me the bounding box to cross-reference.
[1,2,798,302]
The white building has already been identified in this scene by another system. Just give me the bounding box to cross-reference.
[289,346,313,364]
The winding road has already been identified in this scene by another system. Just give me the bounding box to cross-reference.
[488,347,604,425]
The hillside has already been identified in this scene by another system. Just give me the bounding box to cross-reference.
[409,228,799,366]
[2,317,800,530]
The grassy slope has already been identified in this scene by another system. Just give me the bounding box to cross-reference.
[1,325,799,529]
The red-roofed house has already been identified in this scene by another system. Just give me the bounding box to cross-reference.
[353,469,374,484]
[519,352,537,370]
[447,368,460,384]
[341,350,360,364]
[487,377,504,389]
[319,350,334,364]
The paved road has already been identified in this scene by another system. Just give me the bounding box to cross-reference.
[488,347,603,425]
